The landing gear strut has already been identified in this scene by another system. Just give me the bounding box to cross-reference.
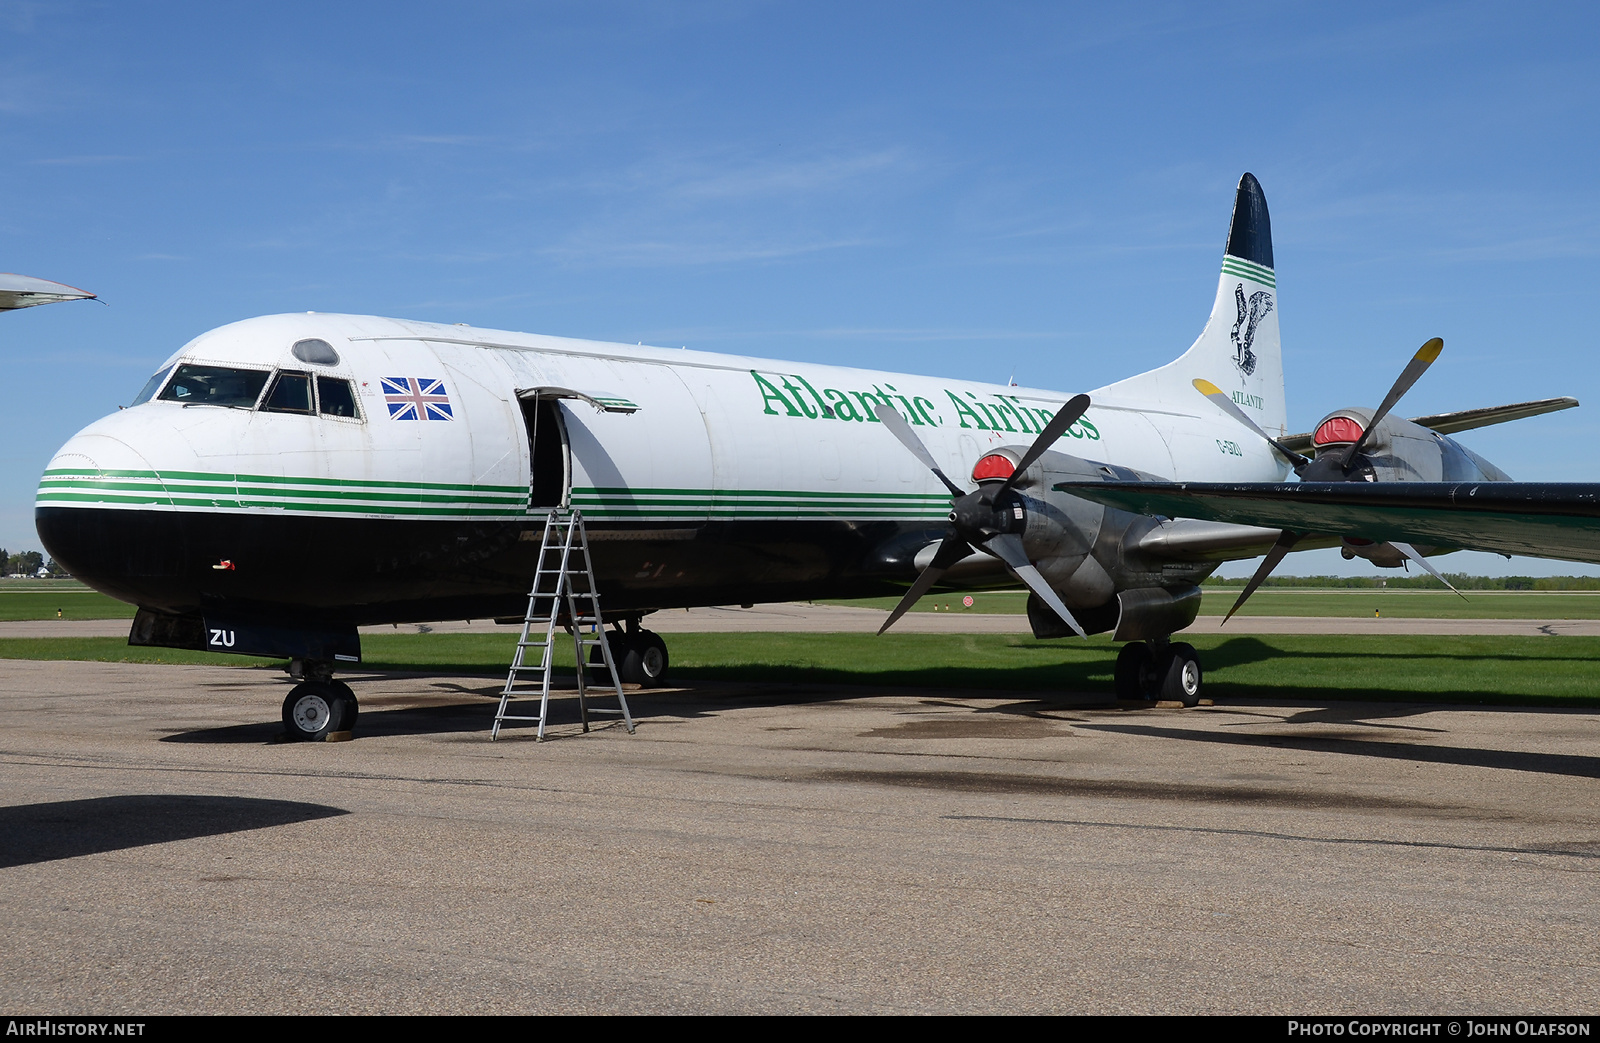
[282,659,358,741]
[1114,640,1203,707]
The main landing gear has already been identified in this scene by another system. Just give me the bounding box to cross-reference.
[1114,639,1203,707]
[282,659,358,741]
[589,620,670,687]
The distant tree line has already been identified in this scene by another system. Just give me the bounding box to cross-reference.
[0,549,65,577]
[1202,573,1600,591]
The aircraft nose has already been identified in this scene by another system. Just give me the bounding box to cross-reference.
[37,430,165,512]
[34,429,173,605]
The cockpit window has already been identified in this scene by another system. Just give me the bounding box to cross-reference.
[130,365,174,407]
[262,371,314,414]
[157,364,271,408]
[317,376,359,418]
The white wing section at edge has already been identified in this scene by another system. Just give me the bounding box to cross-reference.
[0,273,96,311]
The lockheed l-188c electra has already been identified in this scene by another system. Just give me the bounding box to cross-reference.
[34,174,1576,740]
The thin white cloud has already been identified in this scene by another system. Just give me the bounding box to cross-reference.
[32,154,140,165]
[661,149,906,202]
[650,326,1077,344]
[539,234,872,268]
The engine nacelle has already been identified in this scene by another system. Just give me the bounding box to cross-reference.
[984,447,1209,636]
[1027,583,1202,640]
[998,449,1167,610]
[1338,537,1409,568]
[1307,408,1511,483]
[1305,407,1512,568]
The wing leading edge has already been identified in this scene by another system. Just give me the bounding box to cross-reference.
[1055,480,1600,566]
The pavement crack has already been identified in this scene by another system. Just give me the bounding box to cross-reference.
[946,814,1600,861]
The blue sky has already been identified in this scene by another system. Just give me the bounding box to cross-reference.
[2,1,1597,575]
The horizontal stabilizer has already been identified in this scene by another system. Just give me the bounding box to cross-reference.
[1057,479,1600,566]
[0,273,96,311]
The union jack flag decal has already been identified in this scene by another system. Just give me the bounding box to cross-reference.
[382,377,453,421]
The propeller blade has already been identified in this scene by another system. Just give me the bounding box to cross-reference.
[1391,542,1467,600]
[983,533,1087,639]
[877,535,972,635]
[873,403,965,497]
[1000,394,1091,492]
[1342,337,1444,466]
[1222,530,1304,624]
[1192,378,1310,472]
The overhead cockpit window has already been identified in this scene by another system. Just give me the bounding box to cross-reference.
[291,338,341,366]
[157,364,271,408]
[262,371,314,414]
[317,376,359,418]
[130,365,174,406]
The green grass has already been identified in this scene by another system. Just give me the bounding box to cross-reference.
[0,581,135,621]
[5,631,1600,707]
[824,589,1600,619]
[10,579,1600,623]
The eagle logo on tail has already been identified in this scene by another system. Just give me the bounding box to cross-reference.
[1230,284,1273,376]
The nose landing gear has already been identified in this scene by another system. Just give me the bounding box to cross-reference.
[1114,640,1203,706]
[281,659,358,741]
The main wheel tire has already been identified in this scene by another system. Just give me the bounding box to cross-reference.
[1158,642,1203,707]
[1114,643,1151,700]
[282,682,352,741]
[618,630,669,687]
[330,680,358,730]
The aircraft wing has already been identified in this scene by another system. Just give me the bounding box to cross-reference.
[1276,397,1579,453]
[0,273,96,311]
[1405,397,1579,437]
[1056,480,1600,565]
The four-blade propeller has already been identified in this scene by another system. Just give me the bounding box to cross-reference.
[873,396,1091,638]
[1197,336,1462,621]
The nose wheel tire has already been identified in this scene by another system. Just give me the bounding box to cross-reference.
[282,682,357,741]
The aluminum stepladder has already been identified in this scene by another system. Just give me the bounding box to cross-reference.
[492,508,635,741]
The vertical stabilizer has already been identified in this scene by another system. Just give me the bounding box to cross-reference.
[1096,173,1287,438]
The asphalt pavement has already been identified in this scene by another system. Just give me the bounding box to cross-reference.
[9,603,1600,638]
[1,658,1597,1013]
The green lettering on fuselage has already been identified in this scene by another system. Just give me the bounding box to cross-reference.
[946,390,991,430]
[752,371,802,417]
[748,373,1099,444]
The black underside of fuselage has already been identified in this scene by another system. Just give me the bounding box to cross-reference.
[37,506,954,628]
